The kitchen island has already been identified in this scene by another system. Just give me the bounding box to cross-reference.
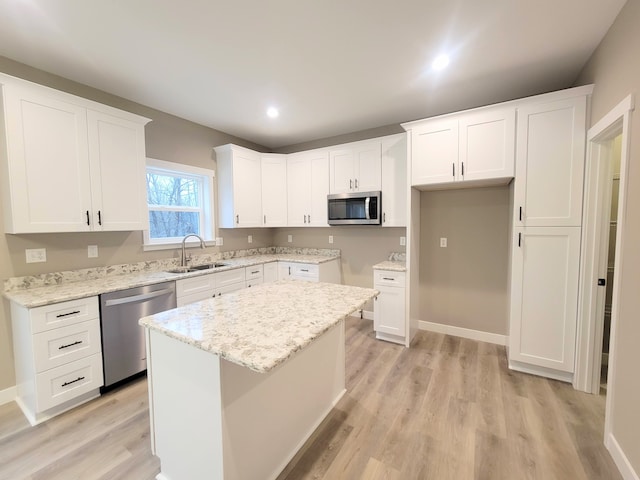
[140,280,377,480]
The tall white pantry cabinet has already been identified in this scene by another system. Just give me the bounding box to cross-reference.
[508,95,587,379]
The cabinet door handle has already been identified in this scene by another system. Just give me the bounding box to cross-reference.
[59,340,82,350]
[251,270,259,274]
[264,215,266,224]
[236,214,239,224]
[304,215,308,223]
[355,178,358,189]
[461,162,464,176]
[62,376,85,387]
[86,211,90,226]
[383,277,395,281]
[383,212,386,223]
[308,214,311,223]
[350,179,353,190]
[518,232,522,247]
[98,210,102,226]
[452,163,455,177]
[301,269,309,272]
[56,310,81,318]
[519,206,522,222]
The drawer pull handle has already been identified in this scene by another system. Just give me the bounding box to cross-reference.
[59,340,82,350]
[251,270,259,274]
[301,269,309,272]
[383,277,395,281]
[62,376,85,387]
[56,310,81,318]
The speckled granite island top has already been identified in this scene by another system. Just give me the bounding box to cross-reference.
[139,280,377,373]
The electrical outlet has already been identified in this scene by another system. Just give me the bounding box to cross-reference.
[440,237,448,248]
[26,248,46,263]
[216,237,223,246]
[400,236,406,246]
[248,235,253,244]
[329,235,334,244]
[288,235,293,243]
[88,245,98,258]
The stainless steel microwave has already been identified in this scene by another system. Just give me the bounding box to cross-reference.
[327,191,381,225]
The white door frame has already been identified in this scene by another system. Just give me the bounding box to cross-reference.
[574,94,633,435]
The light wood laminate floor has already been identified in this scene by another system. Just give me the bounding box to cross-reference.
[0,317,621,480]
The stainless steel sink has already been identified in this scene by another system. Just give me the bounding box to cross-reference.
[165,262,229,274]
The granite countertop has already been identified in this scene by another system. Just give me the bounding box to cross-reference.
[139,280,378,373]
[4,251,340,309]
[372,260,406,272]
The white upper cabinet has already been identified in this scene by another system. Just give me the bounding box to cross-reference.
[261,154,287,227]
[406,107,515,188]
[329,140,381,194]
[287,150,329,227]
[514,97,587,227]
[410,118,458,186]
[87,110,148,231]
[0,78,150,233]
[381,134,407,227]
[215,144,263,228]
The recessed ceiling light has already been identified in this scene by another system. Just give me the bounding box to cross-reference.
[266,107,279,119]
[431,54,450,71]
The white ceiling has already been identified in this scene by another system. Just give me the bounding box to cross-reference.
[0,0,626,149]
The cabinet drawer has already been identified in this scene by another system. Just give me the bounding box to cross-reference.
[245,265,264,280]
[33,320,101,373]
[35,353,103,411]
[374,270,406,287]
[31,297,99,333]
[246,278,264,289]
[217,268,245,288]
[176,274,216,298]
[291,263,319,280]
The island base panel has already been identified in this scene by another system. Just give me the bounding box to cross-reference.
[148,321,346,480]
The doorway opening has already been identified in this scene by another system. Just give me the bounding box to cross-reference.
[574,94,633,442]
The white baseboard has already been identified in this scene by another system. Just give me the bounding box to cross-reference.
[418,320,507,346]
[0,385,16,406]
[606,433,640,480]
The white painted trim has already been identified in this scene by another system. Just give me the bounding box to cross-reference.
[606,433,640,480]
[0,385,16,406]
[418,320,507,346]
[588,95,635,141]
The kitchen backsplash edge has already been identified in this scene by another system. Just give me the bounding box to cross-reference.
[4,247,341,292]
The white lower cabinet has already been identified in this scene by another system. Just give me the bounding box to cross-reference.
[263,262,278,283]
[176,273,217,306]
[509,227,581,375]
[373,270,406,344]
[278,259,341,283]
[245,264,264,288]
[11,296,103,425]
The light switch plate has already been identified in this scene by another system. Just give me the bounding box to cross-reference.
[88,245,98,258]
[288,235,293,243]
[216,237,223,246]
[400,236,406,246]
[26,248,46,263]
[329,235,334,244]
[440,237,448,248]
[248,235,253,244]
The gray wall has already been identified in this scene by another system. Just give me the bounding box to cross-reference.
[418,186,511,335]
[576,0,640,473]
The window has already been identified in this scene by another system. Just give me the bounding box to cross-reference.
[144,158,215,248]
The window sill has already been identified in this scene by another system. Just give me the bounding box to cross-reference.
[143,240,217,252]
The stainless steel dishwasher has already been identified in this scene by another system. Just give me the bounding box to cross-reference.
[100,281,176,389]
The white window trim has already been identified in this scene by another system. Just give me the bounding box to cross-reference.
[143,158,216,251]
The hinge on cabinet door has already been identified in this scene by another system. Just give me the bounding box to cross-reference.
[598,278,606,286]
[518,232,522,247]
